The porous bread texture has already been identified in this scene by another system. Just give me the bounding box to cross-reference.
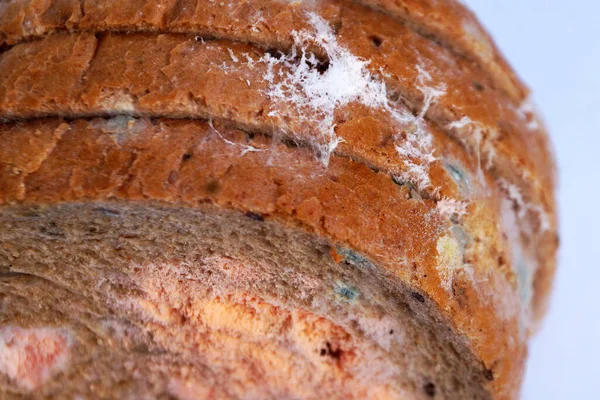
[1,273,235,399]
[1,203,492,399]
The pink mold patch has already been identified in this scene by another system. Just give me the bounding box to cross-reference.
[168,377,214,400]
[0,326,72,391]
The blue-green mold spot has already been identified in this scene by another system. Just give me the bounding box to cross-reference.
[444,161,472,196]
[335,282,360,301]
[513,249,533,304]
[337,247,374,269]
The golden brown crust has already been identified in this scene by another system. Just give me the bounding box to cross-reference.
[0,32,466,199]
[1,117,524,398]
[0,0,555,196]
[2,23,553,213]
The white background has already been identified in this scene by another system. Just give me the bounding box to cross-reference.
[462,1,600,398]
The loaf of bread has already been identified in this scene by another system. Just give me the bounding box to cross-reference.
[0,1,557,399]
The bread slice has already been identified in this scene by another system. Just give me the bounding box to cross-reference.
[0,1,558,325]
[0,1,557,398]
[2,199,496,399]
[2,117,522,398]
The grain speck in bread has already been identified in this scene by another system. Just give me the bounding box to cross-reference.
[0,1,557,399]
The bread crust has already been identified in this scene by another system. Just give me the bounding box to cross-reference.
[0,0,526,102]
[0,32,472,196]
[0,0,555,194]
